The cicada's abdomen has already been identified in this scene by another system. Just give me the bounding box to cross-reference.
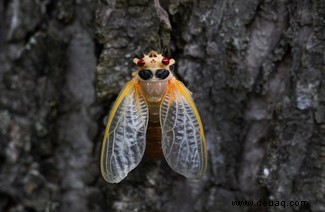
[145,101,164,159]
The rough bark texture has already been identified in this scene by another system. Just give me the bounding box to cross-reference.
[0,0,324,212]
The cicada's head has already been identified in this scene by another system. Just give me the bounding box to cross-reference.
[133,51,175,81]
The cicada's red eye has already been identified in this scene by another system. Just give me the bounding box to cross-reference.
[162,57,170,65]
[137,59,145,66]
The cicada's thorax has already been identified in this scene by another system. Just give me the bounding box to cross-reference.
[132,51,176,159]
[140,80,168,102]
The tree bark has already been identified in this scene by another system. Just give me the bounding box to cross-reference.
[0,0,324,212]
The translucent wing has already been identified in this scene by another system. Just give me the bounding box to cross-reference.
[160,80,207,179]
[100,79,148,183]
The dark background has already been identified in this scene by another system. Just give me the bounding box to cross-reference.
[0,0,324,211]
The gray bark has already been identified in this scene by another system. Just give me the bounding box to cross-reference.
[0,0,324,212]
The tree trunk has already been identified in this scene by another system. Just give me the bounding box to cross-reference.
[0,0,324,211]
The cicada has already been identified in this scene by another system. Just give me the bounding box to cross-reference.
[100,50,207,183]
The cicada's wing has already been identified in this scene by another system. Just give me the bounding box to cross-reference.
[160,80,207,179]
[100,80,148,183]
